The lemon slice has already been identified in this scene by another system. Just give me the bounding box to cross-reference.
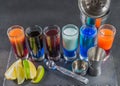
[23,60,30,79]
[15,59,25,84]
[5,59,37,84]
[27,60,37,79]
[31,65,45,83]
[4,60,18,80]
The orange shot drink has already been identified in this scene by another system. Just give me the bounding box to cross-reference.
[95,18,102,29]
[7,25,28,59]
[98,24,116,61]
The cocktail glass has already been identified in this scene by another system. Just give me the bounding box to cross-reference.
[43,25,60,61]
[62,24,79,61]
[25,25,44,61]
[98,24,116,61]
[7,25,28,59]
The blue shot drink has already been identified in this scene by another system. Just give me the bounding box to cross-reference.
[80,18,97,61]
[25,25,44,61]
[62,24,79,61]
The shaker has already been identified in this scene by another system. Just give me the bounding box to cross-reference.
[78,0,111,28]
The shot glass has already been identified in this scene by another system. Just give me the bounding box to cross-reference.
[87,46,106,76]
[62,24,79,61]
[72,59,88,76]
[25,25,44,61]
[97,24,116,61]
[44,25,60,61]
[7,25,28,59]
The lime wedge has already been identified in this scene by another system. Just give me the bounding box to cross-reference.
[23,59,30,79]
[31,65,45,83]
[27,60,37,79]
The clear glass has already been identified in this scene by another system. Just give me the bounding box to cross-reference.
[44,25,60,61]
[97,24,116,61]
[7,25,28,59]
[80,24,97,61]
[62,24,78,61]
[25,25,44,61]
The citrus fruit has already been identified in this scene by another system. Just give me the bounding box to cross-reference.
[4,59,22,80]
[5,59,38,85]
[31,65,45,83]
[27,60,37,79]
[15,59,25,84]
[23,59,30,79]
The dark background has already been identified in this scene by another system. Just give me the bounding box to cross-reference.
[0,0,120,85]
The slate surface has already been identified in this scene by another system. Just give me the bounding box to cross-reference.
[0,0,120,86]
[3,49,118,86]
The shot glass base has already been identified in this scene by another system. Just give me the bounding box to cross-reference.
[48,53,61,61]
[32,54,45,61]
[64,54,77,61]
[79,55,88,61]
[15,53,29,60]
[103,54,110,62]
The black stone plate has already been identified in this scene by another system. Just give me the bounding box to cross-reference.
[3,48,118,86]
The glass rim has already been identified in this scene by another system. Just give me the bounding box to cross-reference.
[7,25,25,38]
[62,24,79,36]
[43,25,60,37]
[98,24,116,36]
[25,25,42,37]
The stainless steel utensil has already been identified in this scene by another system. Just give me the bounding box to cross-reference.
[78,0,111,18]
[72,59,88,76]
[87,46,106,76]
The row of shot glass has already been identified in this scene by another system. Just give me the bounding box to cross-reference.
[7,24,116,62]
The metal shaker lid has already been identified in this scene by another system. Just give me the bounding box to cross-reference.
[78,0,111,18]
